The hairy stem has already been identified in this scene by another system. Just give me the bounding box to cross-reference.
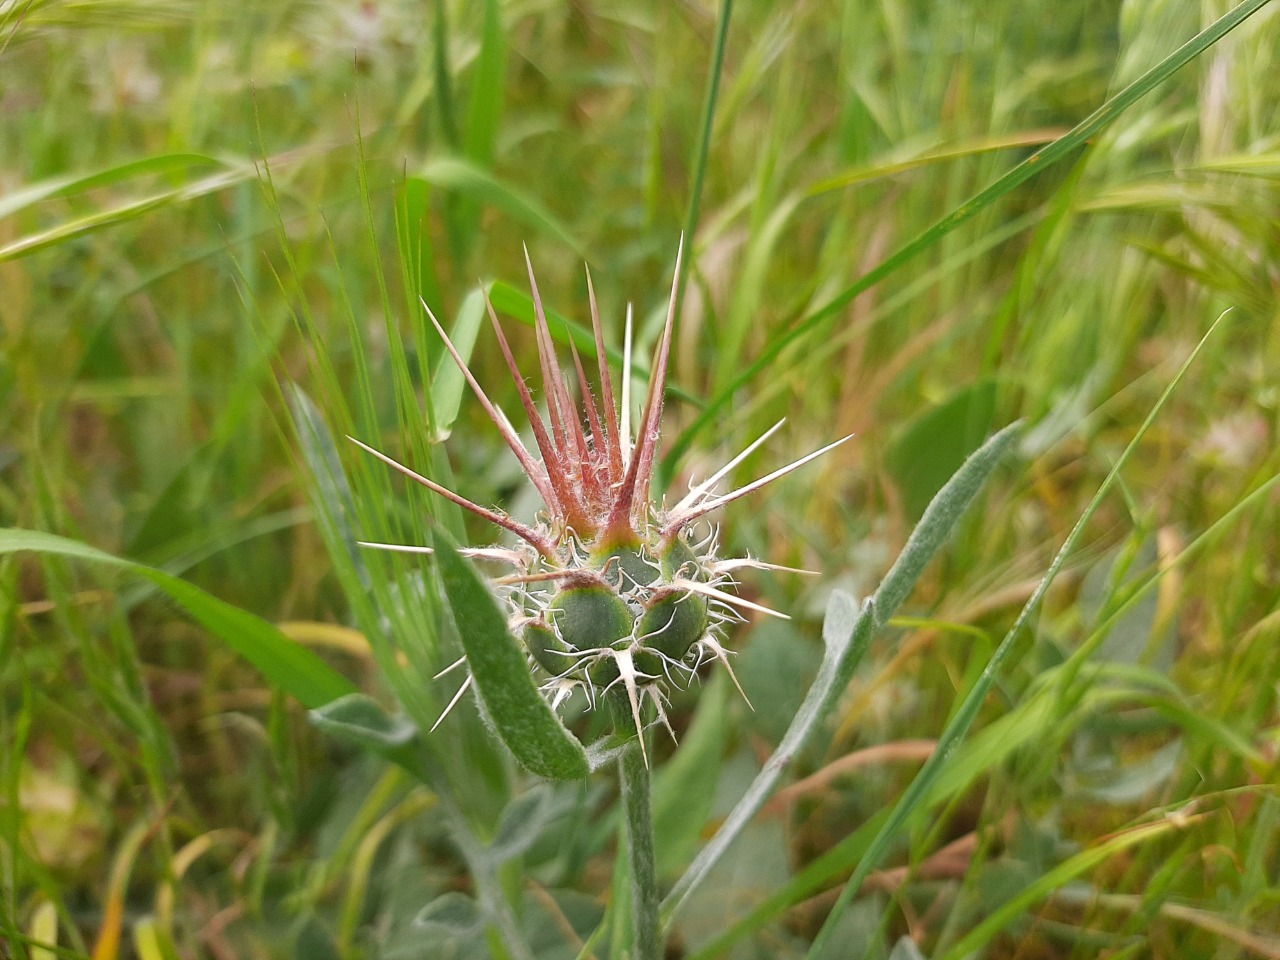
[619,736,660,960]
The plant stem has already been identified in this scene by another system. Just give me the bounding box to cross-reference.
[676,0,733,305]
[619,737,660,960]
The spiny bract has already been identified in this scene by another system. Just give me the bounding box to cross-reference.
[352,240,849,763]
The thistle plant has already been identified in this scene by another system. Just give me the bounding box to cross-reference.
[334,243,1023,959]
[350,239,850,766]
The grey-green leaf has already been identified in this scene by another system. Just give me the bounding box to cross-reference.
[433,532,590,780]
[665,422,1019,932]
[489,785,556,863]
[872,420,1020,624]
[310,693,417,748]
[414,892,484,936]
[309,694,436,784]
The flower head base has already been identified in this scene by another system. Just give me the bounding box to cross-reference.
[353,240,851,763]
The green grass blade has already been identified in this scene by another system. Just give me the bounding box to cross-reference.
[0,152,223,220]
[939,816,1192,960]
[463,0,505,171]
[1061,471,1280,684]
[430,287,486,441]
[682,809,894,960]
[433,532,590,780]
[0,162,259,262]
[666,0,1273,468]
[432,0,460,149]
[806,129,1068,197]
[804,315,1229,957]
[287,386,368,581]
[414,159,587,257]
[0,528,355,708]
[447,0,507,260]
[396,174,444,340]
[675,0,734,307]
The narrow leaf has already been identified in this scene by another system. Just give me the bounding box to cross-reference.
[0,162,260,262]
[310,694,433,783]
[805,317,1227,957]
[310,693,418,749]
[871,420,1020,628]
[0,152,224,221]
[669,422,1018,940]
[430,288,486,441]
[0,528,355,708]
[463,0,506,170]
[433,532,590,780]
[414,159,587,256]
[663,592,876,926]
[940,817,1193,960]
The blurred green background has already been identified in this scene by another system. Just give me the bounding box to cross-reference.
[3,0,1279,957]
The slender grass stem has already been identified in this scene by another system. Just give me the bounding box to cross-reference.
[656,0,733,496]
[619,737,660,960]
[677,0,734,307]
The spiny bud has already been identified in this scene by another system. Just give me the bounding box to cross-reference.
[353,239,851,765]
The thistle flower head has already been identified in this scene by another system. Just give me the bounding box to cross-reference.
[354,240,850,763]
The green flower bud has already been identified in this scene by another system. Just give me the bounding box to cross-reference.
[355,242,846,768]
[638,589,708,663]
[523,620,575,677]
[549,585,634,651]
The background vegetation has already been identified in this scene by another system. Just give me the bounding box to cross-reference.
[3,0,1278,957]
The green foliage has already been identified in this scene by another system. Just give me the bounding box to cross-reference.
[0,528,354,708]
[668,421,1019,944]
[886,380,998,520]
[5,0,1279,957]
[434,533,592,781]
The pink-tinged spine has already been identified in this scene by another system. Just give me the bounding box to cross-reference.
[423,301,557,512]
[568,337,610,503]
[483,291,583,529]
[606,236,683,538]
[586,267,623,480]
[560,369,597,515]
[523,249,574,471]
[347,436,559,559]
[526,256,603,533]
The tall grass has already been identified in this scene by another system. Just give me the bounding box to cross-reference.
[4,0,1278,957]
